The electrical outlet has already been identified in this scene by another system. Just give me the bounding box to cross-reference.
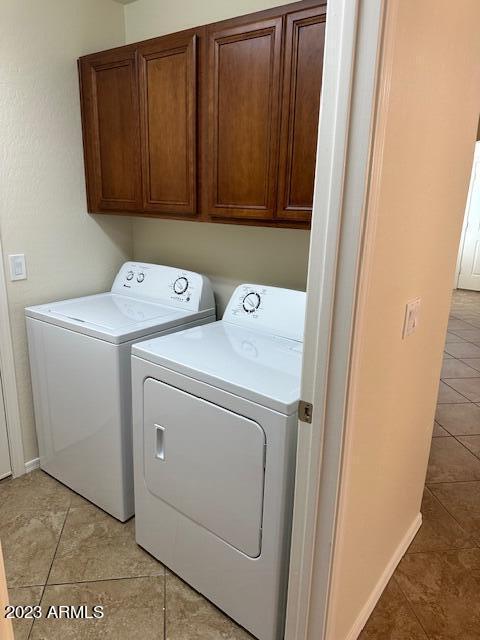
[403,297,421,338]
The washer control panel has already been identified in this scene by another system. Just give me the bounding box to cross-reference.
[224,284,306,342]
[111,262,215,312]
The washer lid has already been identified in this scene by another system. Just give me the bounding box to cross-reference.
[25,293,204,344]
[47,294,176,329]
[132,321,303,414]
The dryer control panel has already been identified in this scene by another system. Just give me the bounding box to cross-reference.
[112,263,215,312]
[224,284,306,342]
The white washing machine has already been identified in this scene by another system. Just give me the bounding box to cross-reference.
[131,284,305,640]
[26,262,215,521]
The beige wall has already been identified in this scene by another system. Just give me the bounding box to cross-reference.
[125,0,310,314]
[133,220,310,313]
[0,0,132,463]
[125,0,290,41]
[327,1,480,638]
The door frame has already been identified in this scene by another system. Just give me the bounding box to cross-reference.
[285,1,385,638]
[0,380,11,480]
[455,140,480,288]
[0,236,25,477]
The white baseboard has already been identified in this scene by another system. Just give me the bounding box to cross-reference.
[24,457,40,473]
[345,513,422,640]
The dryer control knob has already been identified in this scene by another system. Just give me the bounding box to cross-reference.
[173,277,189,295]
[137,273,145,283]
[126,271,134,281]
[242,292,261,314]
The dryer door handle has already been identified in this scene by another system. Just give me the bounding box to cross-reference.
[154,424,166,461]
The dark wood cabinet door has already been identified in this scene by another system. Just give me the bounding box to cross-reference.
[206,17,282,220]
[138,33,197,214]
[276,6,326,221]
[79,49,142,212]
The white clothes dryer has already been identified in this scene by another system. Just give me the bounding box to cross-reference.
[26,262,215,521]
[131,283,305,640]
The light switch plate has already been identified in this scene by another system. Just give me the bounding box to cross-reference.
[403,297,421,338]
[8,254,27,281]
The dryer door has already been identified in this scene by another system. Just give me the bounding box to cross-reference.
[143,378,266,557]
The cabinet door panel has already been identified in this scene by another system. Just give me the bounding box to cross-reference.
[277,6,326,221]
[79,51,142,212]
[138,34,197,214]
[207,18,282,219]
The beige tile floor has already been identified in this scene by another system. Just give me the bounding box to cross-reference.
[3,290,480,640]
[0,472,253,639]
[360,289,480,640]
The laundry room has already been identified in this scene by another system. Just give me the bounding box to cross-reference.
[0,0,317,638]
[1,1,480,640]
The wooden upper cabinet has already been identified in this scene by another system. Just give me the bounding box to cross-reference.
[206,17,283,220]
[138,33,197,214]
[276,6,326,221]
[79,49,142,212]
[78,1,326,227]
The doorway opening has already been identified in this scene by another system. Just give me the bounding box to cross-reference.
[456,139,480,290]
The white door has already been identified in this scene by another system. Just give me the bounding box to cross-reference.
[458,142,480,290]
[0,378,11,479]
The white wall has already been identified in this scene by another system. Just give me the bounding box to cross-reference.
[125,0,311,314]
[0,0,132,463]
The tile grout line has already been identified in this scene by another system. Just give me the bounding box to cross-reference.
[449,311,480,330]
[440,350,480,378]
[451,432,480,463]
[426,483,480,550]
[428,317,480,555]
[392,575,431,640]
[45,572,165,588]
[435,353,464,438]
[406,546,478,555]
[440,304,480,551]
[427,479,480,486]
[423,486,476,543]
[439,378,475,403]
[27,502,71,640]
[437,365,480,462]
[446,327,480,345]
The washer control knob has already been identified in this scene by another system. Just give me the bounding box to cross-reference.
[242,292,261,314]
[137,272,145,283]
[173,277,189,295]
[126,270,134,281]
